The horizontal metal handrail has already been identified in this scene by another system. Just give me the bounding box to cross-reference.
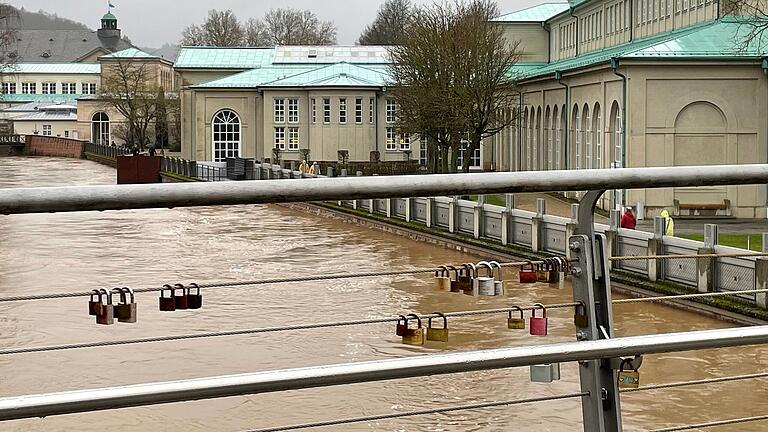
[0,165,765,215]
[0,326,767,421]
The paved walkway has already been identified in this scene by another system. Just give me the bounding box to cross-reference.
[512,193,610,223]
[636,218,768,236]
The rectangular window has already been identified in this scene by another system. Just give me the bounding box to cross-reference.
[21,82,36,94]
[419,134,427,167]
[2,82,16,94]
[62,83,77,94]
[274,98,285,123]
[288,127,299,151]
[355,98,363,123]
[42,125,52,136]
[323,98,331,124]
[386,99,397,123]
[83,83,97,94]
[41,82,56,94]
[470,147,481,168]
[64,130,70,138]
[287,98,299,123]
[339,98,347,124]
[386,127,396,151]
[311,98,317,124]
[369,98,375,124]
[400,133,411,151]
[274,127,285,150]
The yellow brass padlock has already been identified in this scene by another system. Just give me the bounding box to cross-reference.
[426,312,449,343]
[402,313,425,346]
[434,266,451,291]
[617,359,640,389]
[507,306,526,330]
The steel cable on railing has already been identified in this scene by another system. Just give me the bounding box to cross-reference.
[608,251,768,261]
[612,289,768,305]
[244,392,588,432]
[0,302,580,356]
[0,259,552,303]
[648,415,768,432]
[620,371,768,393]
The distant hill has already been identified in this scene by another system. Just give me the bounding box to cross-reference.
[16,7,91,31]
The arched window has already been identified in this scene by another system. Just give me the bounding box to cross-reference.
[594,102,602,169]
[553,105,560,170]
[91,112,110,145]
[572,105,581,169]
[544,106,552,170]
[583,103,591,169]
[523,108,529,170]
[610,101,622,167]
[535,107,541,170]
[212,109,241,162]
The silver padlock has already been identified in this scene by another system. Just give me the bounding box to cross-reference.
[462,263,478,297]
[489,261,504,296]
[475,261,495,296]
[530,363,561,383]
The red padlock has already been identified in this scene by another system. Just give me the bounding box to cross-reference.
[174,283,189,310]
[395,314,408,336]
[519,261,537,284]
[529,303,548,336]
[159,284,176,312]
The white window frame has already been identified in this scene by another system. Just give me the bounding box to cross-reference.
[211,109,241,162]
[419,134,427,166]
[400,132,411,151]
[355,97,363,124]
[584,106,592,169]
[596,107,603,169]
[386,127,397,151]
[323,98,331,124]
[64,130,69,138]
[614,108,623,167]
[274,127,286,150]
[42,125,52,136]
[91,112,111,146]
[386,99,396,124]
[287,98,299,124]
[2,82,15,94]
[311,98,316,124]
[62,83,77,94]
[574,108,581,170]
[41,82,56,94]
[83,83,97,94]
[369,98,375,124]
[288,126,299,151]
[339,98,347,124]
[21,82,36,94]
[274,98,285,124]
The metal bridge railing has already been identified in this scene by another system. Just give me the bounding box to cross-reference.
[1,165,768,431]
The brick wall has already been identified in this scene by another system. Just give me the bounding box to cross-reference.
[25,135,85,158]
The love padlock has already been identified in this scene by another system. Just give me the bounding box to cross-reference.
[395,314,408,337]
[475,261,495,296]
[529,303,548,336]
[96,288,114,325]
[536,261,549,283]
[448,266,462,293]
[507,306,525,330]
[113,287,137,323]
[461,263,478,296]
[518,261,537,284]
[401,313,425,346]
[426,312,449,343]
[173,283,189,310]
[574,301,588,328]
[434,266,451,291]
[489,261,504,296]
[187,283,203,309]
[617,359,640,389]
[546,258,561,284]
[159,284,176,312]
[88,289,102,316]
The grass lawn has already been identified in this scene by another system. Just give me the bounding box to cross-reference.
[679,233,764,251]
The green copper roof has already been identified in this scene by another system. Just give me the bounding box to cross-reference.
[175,47,276,69]
[192,66,318,88]
[0,94,80,104]
[261,63,389,88]
[6,63,101,74]
[494,3,570,22]
[625,17,768,57]
[102,12,116,21]
[100,48,157,59]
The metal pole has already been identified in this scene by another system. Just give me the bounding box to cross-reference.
[0,165,766,215]
[0,326,767,421]
[572,190,622,431]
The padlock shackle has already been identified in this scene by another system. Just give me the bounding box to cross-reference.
[161,284,175,298]
[488,261,502,279]
[522,261,534,271]
[619,358,634,372]
[435,265,450,278]
[428,312,447,329]
[188,283,200,296]
[531,303,546,318]
[90,289,101,302]
[405,313,422,329]
[173,283,187,295]
[509,305,524,319]
[111,287,127,304]
[397,315,407,326]
[475,261,493,277]
[98,288,112,305]
[446,265,460,280]
[461,263,476,277]
[122,286,135,303]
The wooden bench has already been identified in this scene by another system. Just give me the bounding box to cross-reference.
[674,199,731,217]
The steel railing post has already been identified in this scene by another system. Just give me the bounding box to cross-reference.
[571,189,622,432]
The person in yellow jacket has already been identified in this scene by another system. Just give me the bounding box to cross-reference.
[660,209,675,236]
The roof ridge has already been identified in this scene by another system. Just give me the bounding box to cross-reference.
[260,63,341,86]
[499,1,568,16]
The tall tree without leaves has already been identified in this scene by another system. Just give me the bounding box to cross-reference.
[358,0,414,45]
[246,8,336,45]
[389,0,519,173]
[181,10,245,46]
[0,4,19,70]
[720,0,768,48]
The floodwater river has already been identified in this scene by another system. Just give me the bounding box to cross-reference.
[0,157,766,432]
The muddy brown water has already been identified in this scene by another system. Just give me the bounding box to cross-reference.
[0,157,766,432]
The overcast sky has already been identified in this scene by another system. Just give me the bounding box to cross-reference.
[8,0,539,47]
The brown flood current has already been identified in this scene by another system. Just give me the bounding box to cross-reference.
[0,157,766,432]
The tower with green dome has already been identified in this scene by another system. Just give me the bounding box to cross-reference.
[98,10,121,39]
